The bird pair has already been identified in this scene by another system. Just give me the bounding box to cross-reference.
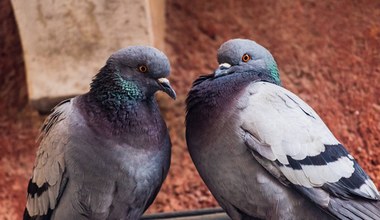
[24,39,380,220]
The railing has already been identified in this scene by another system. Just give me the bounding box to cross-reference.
[141,207,230,220]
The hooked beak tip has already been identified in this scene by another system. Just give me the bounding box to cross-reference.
[158,78,176,100]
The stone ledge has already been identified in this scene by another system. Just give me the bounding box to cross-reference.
[11,0,166,112]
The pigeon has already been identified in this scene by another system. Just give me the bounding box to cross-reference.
[24,46,176,220]
[186,39,380,220]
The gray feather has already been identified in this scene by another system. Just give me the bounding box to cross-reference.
[25,46,174,220]
[186,38,380,220]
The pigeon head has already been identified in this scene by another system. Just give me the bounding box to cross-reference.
[90,46,176,106]
[214,39,281,85]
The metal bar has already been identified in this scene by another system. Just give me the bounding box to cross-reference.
[141,207,231,220]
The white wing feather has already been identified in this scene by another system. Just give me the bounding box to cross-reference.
[239,82,378,198]
[240,82,338,163]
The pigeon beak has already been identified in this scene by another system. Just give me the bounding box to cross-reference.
[214,63,232,77]
[157,78,176,100]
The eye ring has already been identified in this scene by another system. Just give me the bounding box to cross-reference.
[242,54,251,62]
[138,65,148,73]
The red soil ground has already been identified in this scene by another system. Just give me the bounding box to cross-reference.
[1,0,379,219]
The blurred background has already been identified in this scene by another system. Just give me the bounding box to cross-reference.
[1,0,379,219]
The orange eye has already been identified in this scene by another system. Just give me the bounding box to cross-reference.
[242,54,251,62]
[138,65,148,73]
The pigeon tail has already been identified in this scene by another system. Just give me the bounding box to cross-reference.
[328,197,380,220]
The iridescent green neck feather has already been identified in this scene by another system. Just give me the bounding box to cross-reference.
[89,66,145,109]
[266,56,281,85]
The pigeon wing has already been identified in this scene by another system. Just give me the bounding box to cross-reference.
[24,99,72,219]
[239,82,380,218]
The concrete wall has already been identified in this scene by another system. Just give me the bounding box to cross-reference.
[11,0,166,112]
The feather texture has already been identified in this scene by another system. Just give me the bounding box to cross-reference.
[24,46,174,220]
[25,99,71,218]
[240,82,380,218]
[186,38,380,219]
[240,82,379,199]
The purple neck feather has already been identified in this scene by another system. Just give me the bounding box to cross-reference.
[77,93,164,144]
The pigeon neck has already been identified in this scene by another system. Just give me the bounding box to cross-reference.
[187,73,250,120]
[89,66,146,108]
[264,55,281,85]
[90,79,145,108]
[79,93,159,136]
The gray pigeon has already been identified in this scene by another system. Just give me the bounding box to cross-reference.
[24,46,176,220]
[186,39,380,220]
